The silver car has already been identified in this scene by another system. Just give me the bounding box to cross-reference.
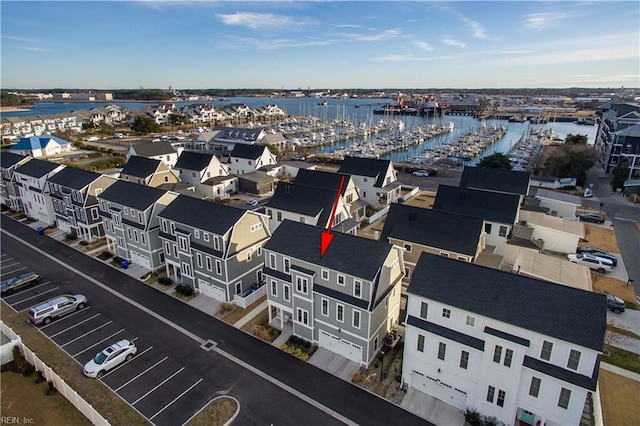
[29,294,88,325]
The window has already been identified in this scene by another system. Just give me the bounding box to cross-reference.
[246,250,252,262]
[138,212,143,223]
[277,211,282,222]
[194,229,200,238]
[404,243,412,252]
[299,217,306,224]
[283,258,290,273]
[465,315,475,326]
[283,284,290,302]
[196,253,203,268]
[404,267,410,279]
[141,233,146,246]
[124,207,129,215]
[271,280,277,297]
[269,253,276,269]
[353,310,360,329]
[296,277,308,294]
[257,246,262,257]
[419,302,428,319]
[213,236,220,251]
[529,377,541,398]
[296,308,309,325]
[91,209,99,220]
[485,223,492,234]
[127,228,132,239]
[567,349,581,370]
[321,298,329,316]
[460,350,469,369]
[497,390,505,407]
[206,256,212,271]
[178,236,188,252]
[337,304,344,322]
[235,282,242,294]
[173,244,178,257]
[170,222,175,235]
[165,241,171,254]
[354,280,362,297]
[133,230,139,242]
[417,335,425,352]
[541,341,553,361]
[558,388,571,409]
[504,349,513,367]
[204,232,210,242]
[250,223,262,232]
[215,260,222,275]
[499,226,508,237]
[442,308,451,319]
[439,252,449,257]
[437,342,446,360]
[493,345,503,363]
[487,385,495,403]
[181,262,192,277]
[321,269,329,280]
[337,274,345,286]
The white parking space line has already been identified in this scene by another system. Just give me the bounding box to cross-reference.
[149,378,203,421]
[10,287,59,305]
[132,367,185,406]
[1,261,21,269]
[73,329,126,357]
[61,321,112,347]
[2,265,26,274]
[115,356,168,392]
[1,281,52,301]
[50,313,102,338]
[101,345,150,379]
[40,307,92,330]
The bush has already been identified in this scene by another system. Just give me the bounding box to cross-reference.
[302,339,311,349]
[280,343,310,361]
[65,233,78,241]
[157,276,173,286]
[463,408,482,426]
[219,302,234,312]
[175,284,194,296]
[253,325,273,342]
[352,369,362,383]
[79,240,89,246]
[21,363,35,377]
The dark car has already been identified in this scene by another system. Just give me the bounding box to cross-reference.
[1,271,41,295]
[576,247,618,266]
[579,213,605,224]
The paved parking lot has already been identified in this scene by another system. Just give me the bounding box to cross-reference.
[1,251,217,426]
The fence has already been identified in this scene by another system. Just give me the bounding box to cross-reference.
[0,321,110,426]
[398,185,420,202]
[366,205,391,224]
[234,284,266,309]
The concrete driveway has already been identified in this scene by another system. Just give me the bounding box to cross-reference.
[401,388,465,425]
[308,347,360,382]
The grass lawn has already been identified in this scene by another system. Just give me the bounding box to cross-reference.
[598,369,640,425]
[581,224,620,253]
[602,345,640,375]
[217,295,266,325]
[1,303,148,425]
[186,396,237,426]
[1,369,92,425]
[592,274,638,309]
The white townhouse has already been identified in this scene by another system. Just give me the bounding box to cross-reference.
[8,135,74,158]
[337,156,401,207]
[228,144,277,176]
[263,220,405,366]
[173,151,229,185]
[127,142,182,168]
[13,158,65,225]
[403,253,605,426]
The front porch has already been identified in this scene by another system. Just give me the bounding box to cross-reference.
[268,304,293,331]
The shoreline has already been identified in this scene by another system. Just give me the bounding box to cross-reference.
[0,107,32,112]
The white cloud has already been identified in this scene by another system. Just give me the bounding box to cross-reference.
[415,41,434,51]
[498,50,537,55]
[20,47,49,52]
[345,29,402,42]
[219,36,332,50]
[459,16,488,39]
[3,35,40,43]
[217,12,307,29]
[371,54,462,62]
[442,37,466,48]
[523,12,571,31]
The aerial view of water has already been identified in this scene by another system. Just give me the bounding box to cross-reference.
[3,97,597,165]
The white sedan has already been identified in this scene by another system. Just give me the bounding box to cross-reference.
[412,170,429,177]
[84,340,137,378]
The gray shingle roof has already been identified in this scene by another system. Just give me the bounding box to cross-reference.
[1,151,27,169]
[47,166,100,189]
[98,180,168,211]
[121,156,161,178]
[380,203,484,256]
[174,151,215,171]
[131,142,176,157]
[433,185,520,224]
[265,183,336,225]
[158,194,246,235]
[337,156,391,188]
[264,220,393,281]
[230,144,265,160]
[408,252,606,351]
[460,166,532,196]
[14,158,60,178]
[293,169,349,194]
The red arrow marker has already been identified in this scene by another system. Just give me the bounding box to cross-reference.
[320,175,345,257]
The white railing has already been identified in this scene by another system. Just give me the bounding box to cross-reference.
[234,284,266,309]
[0,321,110,426]
[398,185,420,202]
[366,205,391,224]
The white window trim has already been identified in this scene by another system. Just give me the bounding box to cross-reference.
[321,269,329,280]
[336,303,344,323]
[337,274,345,286]
[352,310,360,329]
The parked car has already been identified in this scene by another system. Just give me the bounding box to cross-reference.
[578,213,605,224]
[1,271,41,295]
[291,155,306,161]
[576,247,618,266]
[567,253,613,273]
[29,294,88,325]
[83,339,137,378]
[605,292,625,314]
[412,170,429,177]
[246,199,259,207]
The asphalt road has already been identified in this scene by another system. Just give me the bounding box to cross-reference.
[1,217,429,426]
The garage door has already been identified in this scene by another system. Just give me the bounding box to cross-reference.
[129,250,151,269]
[411,370,467,410]
[198,279,227,302]
[319,330,363,363]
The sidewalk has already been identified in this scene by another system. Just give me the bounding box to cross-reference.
[233,299,268,328]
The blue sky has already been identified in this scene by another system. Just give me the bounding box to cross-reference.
[2,1,638,90]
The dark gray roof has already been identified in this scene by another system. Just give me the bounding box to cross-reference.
[14,158,60,178]
[131,142,176,157]
[214,126,262,141]
[293,169,349,194]
[265,183,336,225]
[408,253,606,351]
[264,220,393,281]
[523,355,598,391]
[230,144,266,160]
[615,123,640,137]
[121,156,161,178]
[337,156,391,188]
[158,194,246,235]
[98,180,168,211]
[433,185,520,225]
[1,151,27,169]
[380,203,483,256]
[460,166,532,196]
[47,166,100,189]
[174,151,216,171]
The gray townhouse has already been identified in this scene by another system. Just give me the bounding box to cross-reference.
[119,155,179,187]
[173,150,229,185]
[157,194,271,302]
[263,220,405,365]
[46,167,117,242]
[1,151,30,211]
[459,166,532,203]
[97,180,178,270]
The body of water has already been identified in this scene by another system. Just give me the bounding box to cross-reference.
[3,97,597,164]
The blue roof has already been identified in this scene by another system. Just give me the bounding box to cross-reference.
[9,135,71,151]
